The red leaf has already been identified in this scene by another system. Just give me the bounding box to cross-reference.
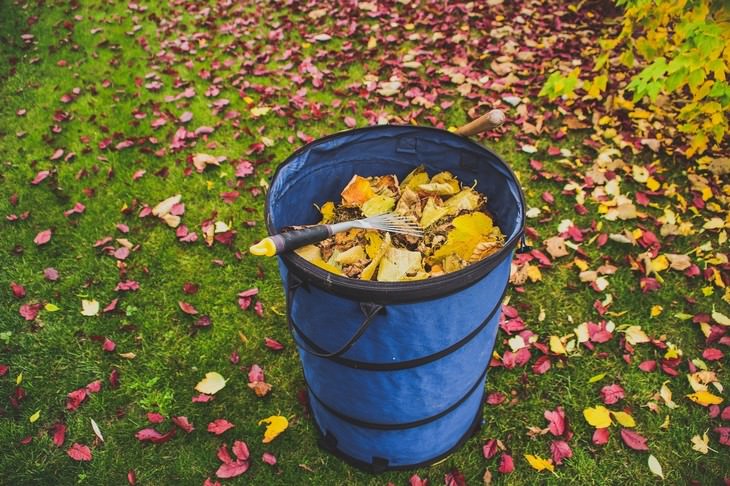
[147,412,164,424]
[0,364,7,376]
[34,229,52,245]
[600,384,625,405]
[51,423,66,447]
[86,380,102,393]
[235,161,254,178]
[207,419,234,435]
[67,443,92,461]
[103,298,118,313]
[703,348,724,361]
[10,282,26,298]
[215,461,249,479]
[19,435,33,445]
[445,468,466,486]
[127,470,136,485]
[715,426,730,446]
[620,429,649,451]
[592,428,610,446]
[102,338,116,352]
[44,267,60,281]
[344,116,357,128]
[532,355,552,374]
[232,440,249,461]
[178,301,198,315]
[109,368,120,388]
[482,439,499,459]
[192,393,214,403]
[264,338,284,351]
[203,478,221,486]
[66,388,88,411]
[254,301,264,317]
[182,282,199,294]
[114,247,130,260]
[31,170,50,185]
[248,364,265,383]
[544,407,566,437]
[135,427,176,443]
[262,452,277,465]
[237,288,258,310]
[638,360,656,372]
[409,474,428,486]
[498,453,514,474]
[217,442,233,464]
[550,440,572,465]
[485,392,506,405]
[721,406,730,422]
[19,303,41,321]
[172,416,194,433]
[50,148,64,160]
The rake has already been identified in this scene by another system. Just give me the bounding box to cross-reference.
[250,212,423,257]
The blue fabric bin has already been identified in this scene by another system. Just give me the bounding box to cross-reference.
[265,125,525,472]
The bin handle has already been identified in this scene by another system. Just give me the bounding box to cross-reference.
[287,276,384,359]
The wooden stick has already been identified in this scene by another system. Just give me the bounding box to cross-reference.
[455,109,506,137]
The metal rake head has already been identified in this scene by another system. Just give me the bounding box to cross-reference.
[357,212,424,238]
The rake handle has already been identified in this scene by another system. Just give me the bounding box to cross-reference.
[251,225,332,256]
[455,109,506,137]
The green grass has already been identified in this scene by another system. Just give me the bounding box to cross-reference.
[1,1,728,485]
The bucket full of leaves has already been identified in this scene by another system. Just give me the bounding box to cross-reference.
[261,116,525,471]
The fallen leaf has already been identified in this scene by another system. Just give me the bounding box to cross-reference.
[686,390,723,407]
[611,411,636,428]
[620,428,649,451]
[195,372,226,395]
[207,419,234,435]
[691,432,710,454]
[524,454,554,472]
[81,299,99,316]
[90,418,104,442]
[584,406,612,428]
[67,443,92,461]
[648,454,664,479]
[550,440,573,465]
[34,229,52,245]
[498,453,514,474]
[258,415,288,443]
[215,461,249,479]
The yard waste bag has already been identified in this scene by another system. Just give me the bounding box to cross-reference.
[265,125,525,472]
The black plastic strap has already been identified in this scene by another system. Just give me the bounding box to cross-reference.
[305,362,489,430]
[290,280,509,370]
[287,275,384,359]
[312,393,485,473]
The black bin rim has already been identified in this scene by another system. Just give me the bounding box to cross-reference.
[264,124,526,305]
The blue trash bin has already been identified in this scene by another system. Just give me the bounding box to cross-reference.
[265,125,525,472]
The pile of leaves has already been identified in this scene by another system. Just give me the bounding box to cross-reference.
[294,166,505,281]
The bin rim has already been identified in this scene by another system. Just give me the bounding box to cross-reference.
[265,124,526,304]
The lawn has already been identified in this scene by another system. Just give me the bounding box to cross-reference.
[0,0,728,485]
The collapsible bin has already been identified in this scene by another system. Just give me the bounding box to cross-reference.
[265,125,525,472]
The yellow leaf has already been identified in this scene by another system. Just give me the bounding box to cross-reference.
[81,299,99,317]
[588,372,606,383]
[526,265,542,282]
[367,36,377,49]
[44,303,60,312]
[660,382,678,409]
[433,212,502,261]
[691,432,710,454]
[712,309,730,326]
[650,305,663,317]
[549,336,567,355]
[649,255,669,273]
[611,411,636,427]
[29,410,40,423]
[686,390,723,406]
[417,171,460,196]
[194,372,226,395]
[318,201,335,223]
[295,245,344,276]
[624,325,650,345]
[419,197,450,228]
[361,194,395,217]
[646,177,660,191]
[16,372,22,385]
[361,233,391,280]
[583,405,612,428]
[660,415,670,429]
[524,454,554,472]
[258,415,288,443]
